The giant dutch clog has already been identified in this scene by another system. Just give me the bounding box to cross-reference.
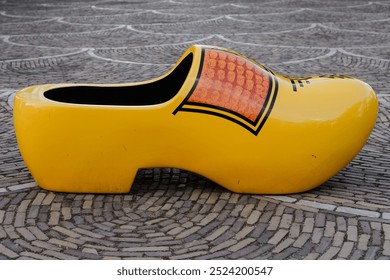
[14,45,378,194]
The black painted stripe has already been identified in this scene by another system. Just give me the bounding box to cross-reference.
[256,76,279,135]
[290,79,297,92]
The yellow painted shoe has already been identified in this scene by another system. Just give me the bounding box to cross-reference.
[14,45,378,194]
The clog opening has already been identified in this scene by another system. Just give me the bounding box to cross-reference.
[43,53,193,106]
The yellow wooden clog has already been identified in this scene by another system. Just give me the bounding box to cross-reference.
[14,45,378,194]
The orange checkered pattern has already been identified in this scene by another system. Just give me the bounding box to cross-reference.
[188,49,270,122]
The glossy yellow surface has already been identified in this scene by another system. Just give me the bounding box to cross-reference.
[14,45,378,194]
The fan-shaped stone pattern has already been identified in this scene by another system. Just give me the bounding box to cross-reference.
[326,19,390,33]
[0,90,34,192]
[135,5,290,16]
[131,17,311,35]
[90,47,185,66]
[0,52,173,88]
[251,0,363,9]
[7,27,206,48]
[342,48,390,61]
[233,9,390,23]
[0,12,52,24]
[1,0,390,260]
[224,25,390,48]
[274,50,390,78]
[3,5,129,17]
[93,1,205,11]
[66,11,213,25]
[0,19,116,36]
[348,2,390,13]
[0,176,390,260]
[0,40,81,60]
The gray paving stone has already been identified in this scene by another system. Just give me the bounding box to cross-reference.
[333,232,346,247]
[52,226,82,239]
[17,199,31,213]
[318,246,341,260]
[268,229,288,245]
[27,226,49,240]
[316,237,333,254]
[338,242,355,258]
[74,227,104,239]
[43,250,79,260]
[14,212,26,227]
[297,200,336,211]
[336,217,347,232]
[357,234,370,251]
[228,244,259,259]
[382,213,390,220]
[20,251,57,260]
[123,246,170,252]
[212,200,227,213]
[234,226,255,240]
[280,214,293,229]
[315,213,326,228]
[259,211,273,223]
[48,211,60,226]
[364,246,380,260]
[383,241,390,256]
[247,210,261,225]
[63,249,102,259]
[32,240,61,252]
[245,244,274,259]
[350,250,365,260]
[0,226,7,239]
[228,238,256,252]
[383,224,390,240]
[302,217,315,233]
[0,243,19,259]
[48,238,78,250]
[324,221,336,237]
[304,253,320,260]
[14,239,43,253]
[267,216,281,231]
[3,225,20,239]
[171,250,208,259]
[0,210,5,224]
[311,228,324,244]
[336,206,380,218]
[8,182,36,191]
[15,227,36,241]
[210,239,238,253]
[205,225,230,241]
[240,204,255,218]
[272,238,295,253]
[359,221,371,235]
[293,233,311,248]
[31,193,46,206]
[347,225,358,242]
[176,226,202,239]
[272,247,299,260]
[199,213,219,226]
[197,220,221,236]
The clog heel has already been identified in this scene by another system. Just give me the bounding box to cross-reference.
[14,45,378,194]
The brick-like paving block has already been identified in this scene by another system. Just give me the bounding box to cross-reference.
[1,0,390,260]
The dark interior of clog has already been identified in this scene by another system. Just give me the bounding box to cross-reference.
[44,53,193,106]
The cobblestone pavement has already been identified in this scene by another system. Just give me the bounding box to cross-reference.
[1,0,390,260]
